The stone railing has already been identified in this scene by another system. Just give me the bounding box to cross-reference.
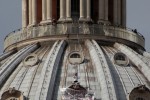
[4,24,145,49]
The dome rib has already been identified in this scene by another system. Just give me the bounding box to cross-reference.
[0,44,38,89]
[34,40,66,100]
[85,40,118,100]
[0,44,38,94]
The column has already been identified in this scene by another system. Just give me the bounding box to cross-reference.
[79,0,86,21]
[32,0,37,25]
[87,0,91,21]
[66,0,72,21]
[22,0,28,27]
[47,0,53,22]
[113,0,118,25]
[59,0,66,21]
[122,0,126,27]
[98,0,105,21]
[29,0,32,25]
[104,0,108,21]
[42,0,47,21]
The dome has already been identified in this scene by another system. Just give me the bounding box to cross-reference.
[0,0,150,100]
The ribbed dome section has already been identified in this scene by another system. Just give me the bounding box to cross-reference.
[0,40,150,100]
[1,0,150,100]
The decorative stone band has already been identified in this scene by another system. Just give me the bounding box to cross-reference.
[4,24,145,51]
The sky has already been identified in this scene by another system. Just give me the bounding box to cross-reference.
[0,0,150,54]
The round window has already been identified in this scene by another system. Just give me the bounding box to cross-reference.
[114,52,129,66]
[68,51,84,65]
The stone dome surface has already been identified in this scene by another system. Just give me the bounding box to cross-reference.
[0,0,150,100]
[0,39,150,100]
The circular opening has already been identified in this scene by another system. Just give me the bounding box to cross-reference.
[68,51,84,65]
[114,52,129,66]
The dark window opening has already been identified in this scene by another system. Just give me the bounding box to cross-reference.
[70,53,81,58]
[136,97,145,100]
[108,0,114,24]
[91,0,98,23]
[6,97,18,100]
[25,56,35,61]
[71,0,80,20]
[37,0,42,23]
[115,55,125,61]
[121,0,123,25]
[57,0,60,20]
[52,0,57,20]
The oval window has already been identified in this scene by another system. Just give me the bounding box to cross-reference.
[114,52,129,66]
[68,51,84,65]
[23,54,39,66]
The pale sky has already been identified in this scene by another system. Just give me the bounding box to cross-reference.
[0,0,150,54]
